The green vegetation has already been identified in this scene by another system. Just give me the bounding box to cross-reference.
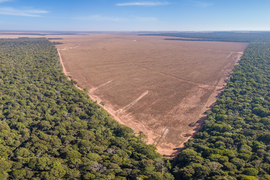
[142,32,270,179]
[3,34,270,180]
[140,32,270,42]
[47,38,63,40]
[173,42,270,179]
[0,38,173,179]
[52,41,63,45]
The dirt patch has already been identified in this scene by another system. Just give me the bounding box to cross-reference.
[53,34,247,156]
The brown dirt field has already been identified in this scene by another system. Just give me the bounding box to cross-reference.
[52,34,248,156]
[0,33,248,156]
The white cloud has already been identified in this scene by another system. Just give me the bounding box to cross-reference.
[116,1,169,6]
[0,0,12,3]
[190,1,213,8]
[0,7,49,17]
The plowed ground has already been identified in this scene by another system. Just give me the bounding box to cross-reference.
[37,34,248,156]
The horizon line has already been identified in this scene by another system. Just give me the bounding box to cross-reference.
[1,30,270,33]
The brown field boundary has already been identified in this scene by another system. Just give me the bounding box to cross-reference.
[58,49,137,128]
[0,34,247,156]
[53,34,248,156]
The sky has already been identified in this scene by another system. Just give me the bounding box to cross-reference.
[0,0,269,31]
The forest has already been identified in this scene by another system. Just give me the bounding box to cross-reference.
[0,38,173,180]
[140,32,270,42]
[2,34,270,180]
[173,42,270,180]
[141,31,270,179]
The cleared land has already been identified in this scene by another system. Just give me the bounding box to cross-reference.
[0,33,248,155]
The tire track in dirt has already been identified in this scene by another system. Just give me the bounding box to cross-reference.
[226,52,233,59]
[116,91,149,115]
[89,80,113,95]
[155,128,169,147]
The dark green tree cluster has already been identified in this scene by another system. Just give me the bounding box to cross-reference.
[52,42,63,45]
[173,42,270,179]
[0,38,174,180]
[140,32,270,42]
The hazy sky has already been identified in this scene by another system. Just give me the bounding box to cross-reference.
[0,0,269,31]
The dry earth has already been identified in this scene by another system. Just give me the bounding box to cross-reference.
[0,33,248,156]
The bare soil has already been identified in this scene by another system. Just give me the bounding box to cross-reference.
[0,33,248,156]
[54,34,247,156]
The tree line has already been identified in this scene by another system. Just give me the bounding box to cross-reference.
[0,38,173,180]
[140,32,270,42]
[2,35,270,180]
[172,42,270,180]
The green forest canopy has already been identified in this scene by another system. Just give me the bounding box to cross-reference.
[142,31,270,179]
[0,38,173,180]
[172,41,270,179]
[140,31,270,42]
[1,32,270,180]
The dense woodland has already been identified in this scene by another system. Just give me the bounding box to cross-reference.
[0,39,173,179]
[140,32,270,42]
[2,34,270,180]
[173,42,270,179]
[140,32,270,179]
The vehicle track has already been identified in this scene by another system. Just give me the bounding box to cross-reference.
[116,91,149,115]
[89,80,113,95]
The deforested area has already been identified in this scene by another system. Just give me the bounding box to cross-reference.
[172,42,270,179]
[55,34,248,155]
[0,38,174,180]
[1,0,270,179]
